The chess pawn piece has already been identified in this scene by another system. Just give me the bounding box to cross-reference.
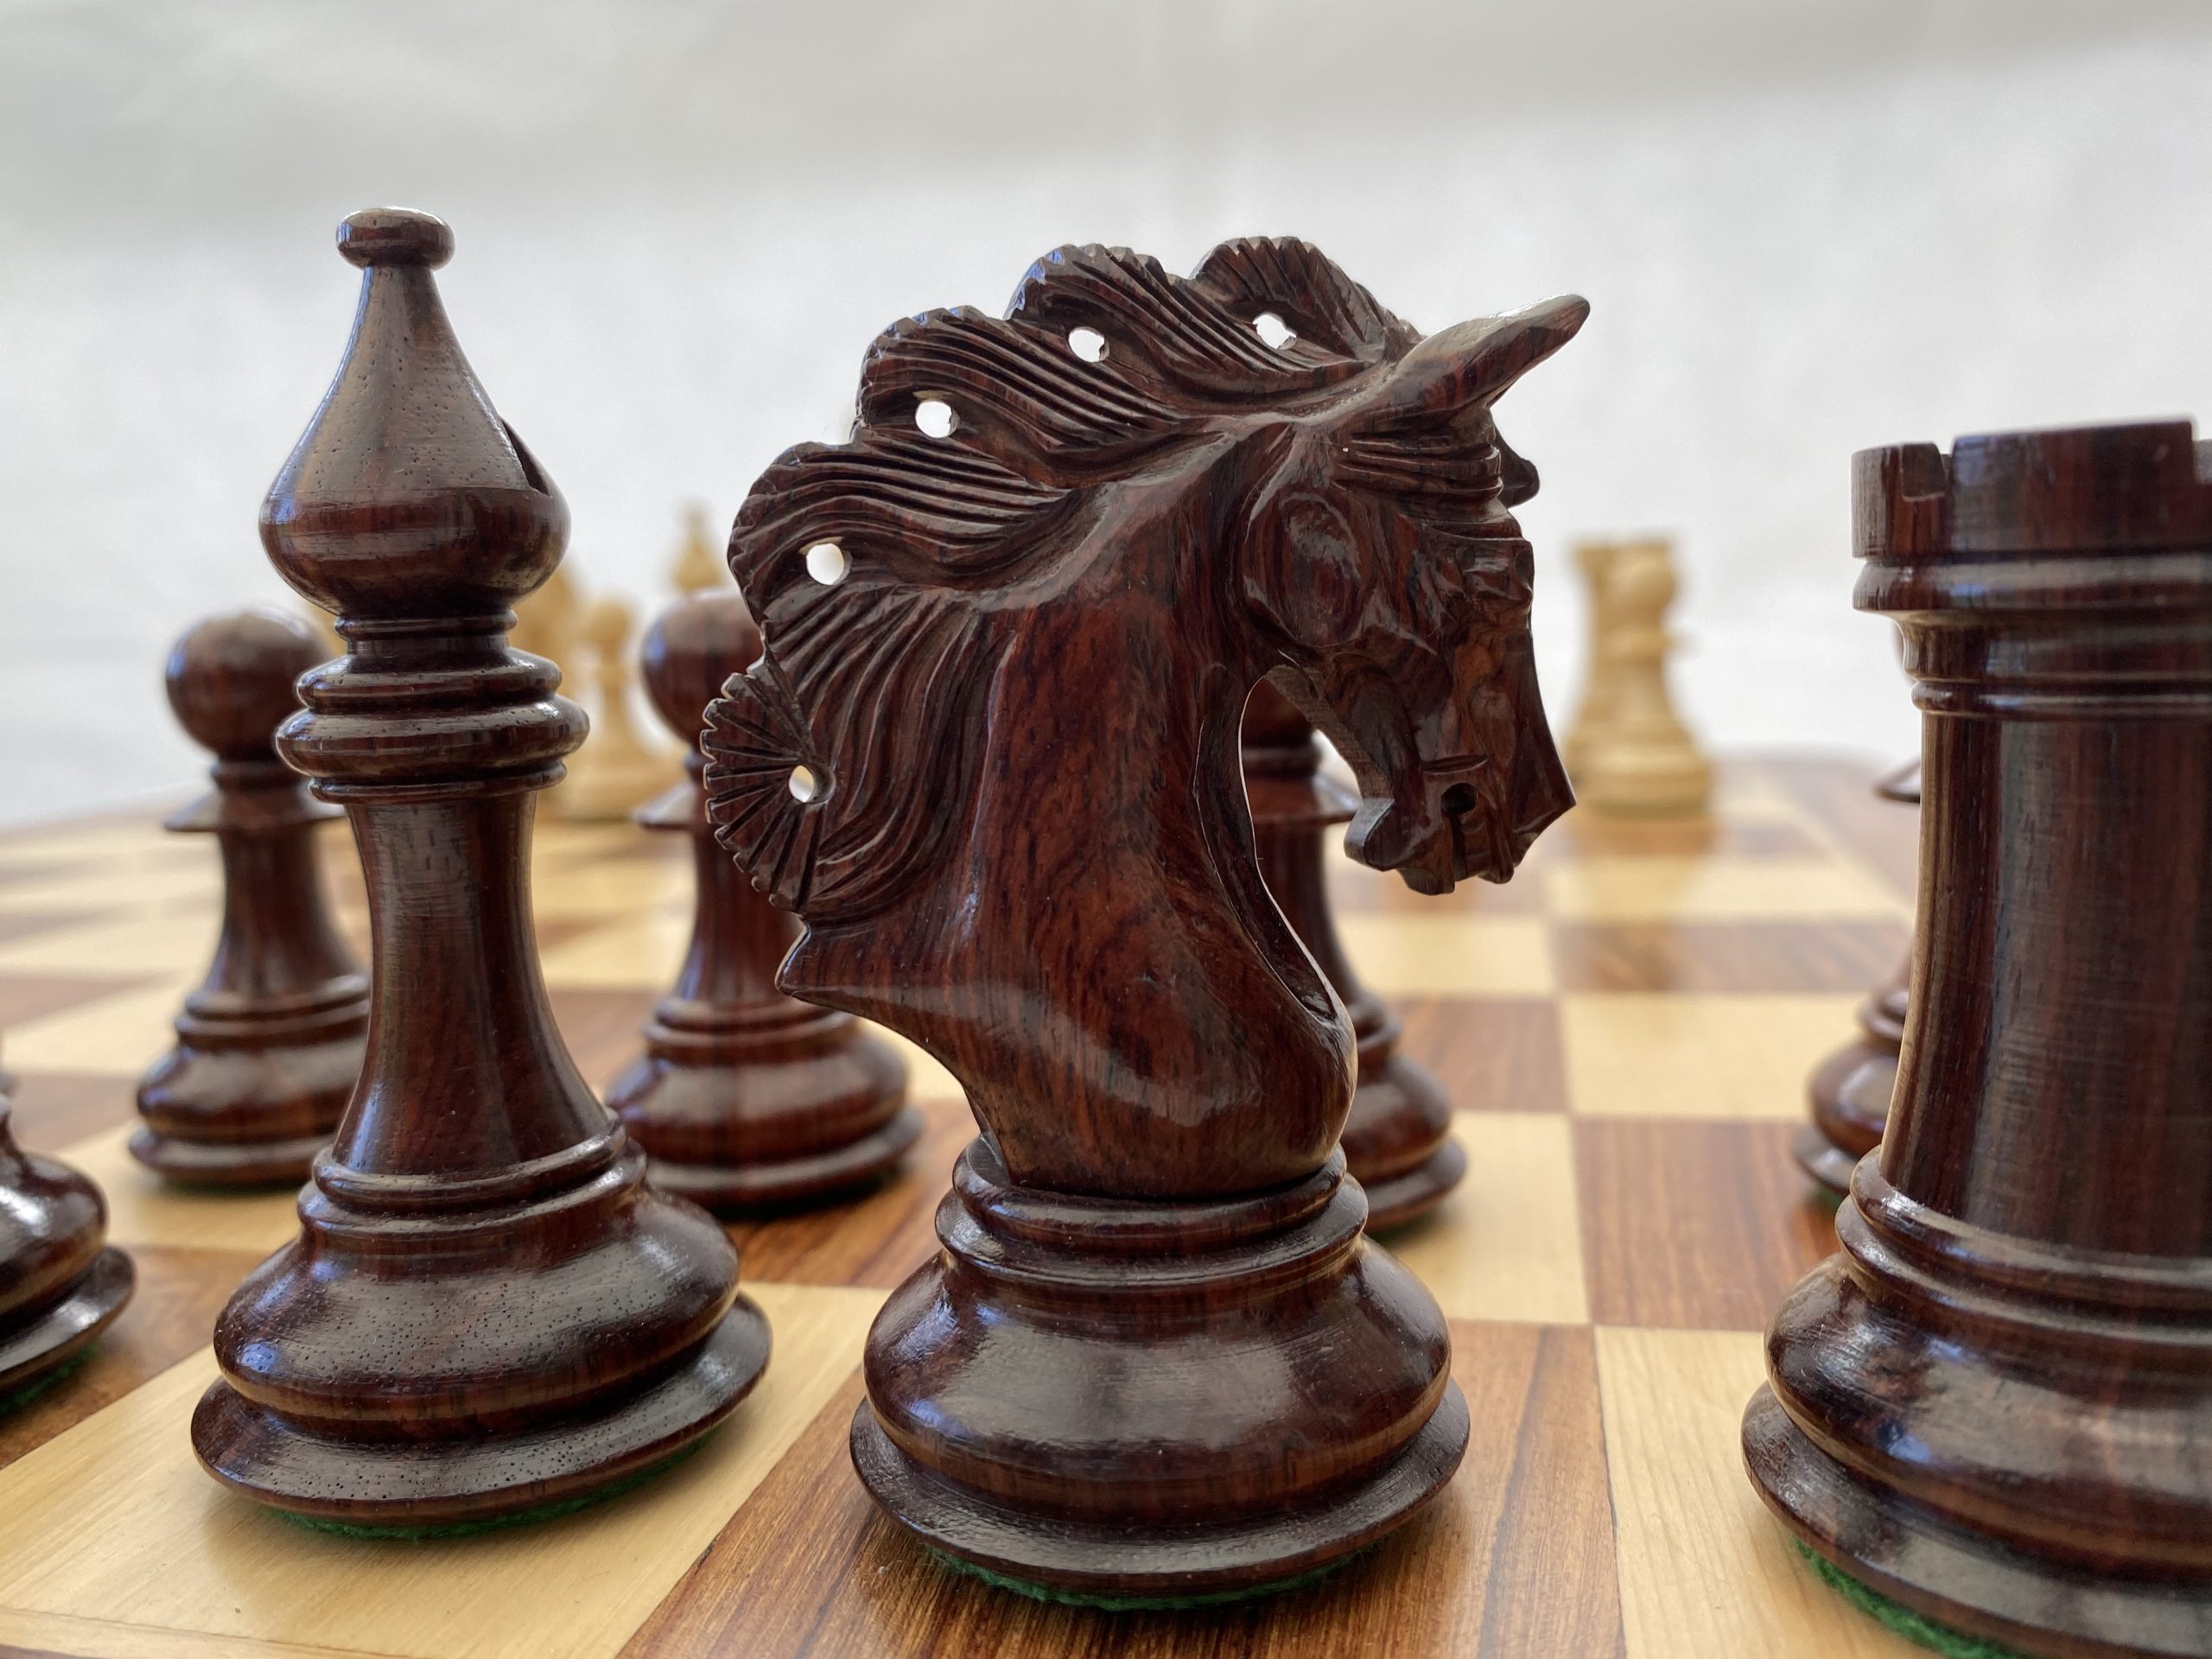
[1793,759,1918,1199]
[1576,537,1713,816]
[1243,682,1461,1230]
[558,594,677,821]
[0,1095,133,1402]
[1562,537,1625,779]
[1745,421,2212,1657]
[606,591,918,1208]
[192,207,768,1529]
[671,501,722,594]
[132,611,370,1185]
[703,239,1584,1599]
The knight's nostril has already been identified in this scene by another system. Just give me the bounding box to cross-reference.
[1441,783,1477,818]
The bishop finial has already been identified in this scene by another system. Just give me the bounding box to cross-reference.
[260,206,566,620]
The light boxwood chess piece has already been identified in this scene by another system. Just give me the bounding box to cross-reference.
[1575,536,1712,817]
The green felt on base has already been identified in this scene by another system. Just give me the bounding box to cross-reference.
[1814,1185,1844,1213]
[0,1344,96,1417]
[1795,1541,2031,1659]
[276,1437,709,1542]
[925,1544,1357,1611]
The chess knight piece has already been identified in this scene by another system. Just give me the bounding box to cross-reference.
[1745,421,2212,1658]
[1243,683,1461,1230]
[1794,758,1918,1199]
[1575,537,1712,816]
[607,590,918,1208]
[559,594,678,821]
[133,610,370,1185]
[0,1096,133,1402]
[194,208,768,1528]
[704,240,1584,1599]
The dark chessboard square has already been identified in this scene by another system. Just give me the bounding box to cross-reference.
[1396,998,1567,1114]
[1551,919,1909,994]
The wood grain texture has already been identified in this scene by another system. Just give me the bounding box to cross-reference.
[132,609,368,1185]
[1551,918,1908,995]
[1394,999,1567,1115]
[1751,419,2212,1658]
[605,591,918,1211]
[189,207,765,1529]
[697,238,1586,1594]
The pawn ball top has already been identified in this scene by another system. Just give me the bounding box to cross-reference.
[641,591,762,743]
[167,608,330,760]
[338,208,454,270]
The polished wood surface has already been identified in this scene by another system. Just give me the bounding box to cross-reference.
[1793,759,1918,1198]
[1243,680,1461,1229]
[607,591,918,1209]
[0,757,1930,1657]
[0,1096,132,1401]
[188,207,768,1527]
[132,610,367,1185]
[1746,420,2212,1658]
[701,238,1585,1596]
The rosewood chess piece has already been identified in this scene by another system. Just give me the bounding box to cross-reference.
[606,590,918,1209]
[1576,536,1711,816]
[132,610,369,1185]
[702,239,1585,1599]
[0,1095,133,1403]
[1793,757,1918,1200]
[1744,420,2212,1658]
[1243,681,1461,1230]
[191,207,768,1529]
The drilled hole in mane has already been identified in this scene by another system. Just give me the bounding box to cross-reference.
[914,398,957,438]
[1441,783,1478,818]
[1253,311,1295,350]
[788,764,822,804]
[804,541,849,585]
[1067,327,1108,363]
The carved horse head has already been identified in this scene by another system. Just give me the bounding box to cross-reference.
[702,239,1581,925]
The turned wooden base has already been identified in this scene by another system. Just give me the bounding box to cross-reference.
[607,1009,918,1212]
[852,1382,1469,1600]
[0,1247,134,1401]
[1793,983,1903,1200]
[1342,1037,1460,1232]
[194,1299,770,1528]
[1745,1161,2212,1659]
[1745,1389,2211,1659]
[132,993,365,1185]
[855,1139,1467,1599]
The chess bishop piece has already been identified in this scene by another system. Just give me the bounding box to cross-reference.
[1575,536,1712,816]
[606,590,918,1208]
[1243,682,1461,1230]
[1794,758,1918,1199]
[192,207,768,1528]
[1744,421,2212,1657]
[703,239,1584,1599]
[558,594,678,821]
[133,610,369,1185]
[0,1096,133,1401]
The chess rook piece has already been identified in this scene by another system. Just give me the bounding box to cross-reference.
[0,1096,133,1402]
[132,610,369,1185]
[559,594,676,820]
[1745,421,2212,1657]
[1243,682,1461,1230]
[703,241,1584,1599]
[1793,758,1918,1199]
[1562,537,1625,779]
[606,591,918,1209]
[1576,537,1712,816]
[192,207,767,1529]
[671,501,723,594]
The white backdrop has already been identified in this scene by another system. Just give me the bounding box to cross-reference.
[3,0,2208,826]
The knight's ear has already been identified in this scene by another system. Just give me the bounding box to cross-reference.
[1355,295,1588,425]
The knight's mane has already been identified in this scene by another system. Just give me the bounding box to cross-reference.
[703,238,1421,920]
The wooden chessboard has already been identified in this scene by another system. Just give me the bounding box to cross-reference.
[0,755,1931,1659]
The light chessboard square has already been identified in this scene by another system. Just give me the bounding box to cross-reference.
[1545,856,1908,924]
[1337,914,1554,997]
[1383,1112,1588,1325]
[3,978,194,1077]
[1561,992,1863,1120]
[59,1126,302,1254]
